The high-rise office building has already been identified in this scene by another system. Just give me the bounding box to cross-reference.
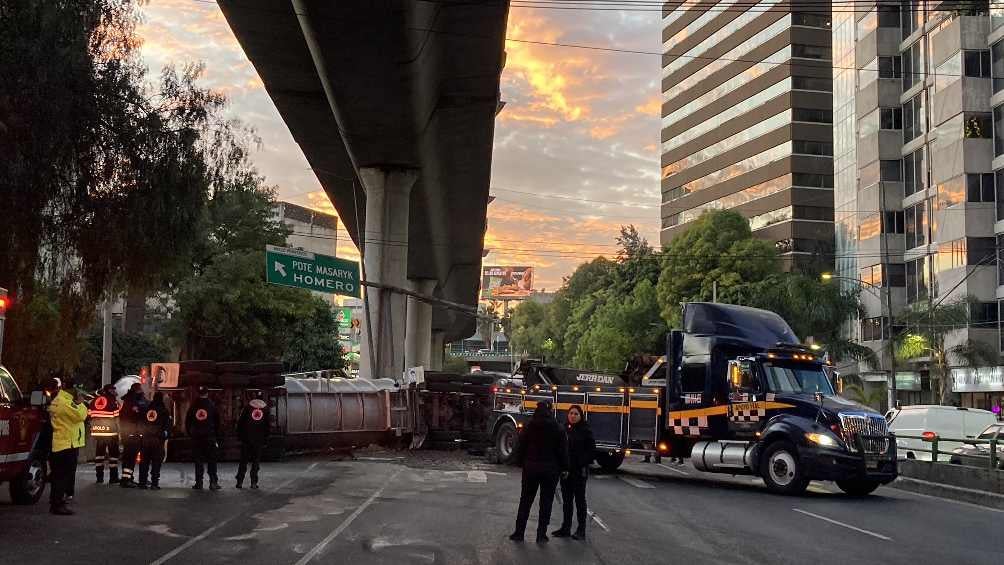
[660,1,836,267]
[833,3,1003,409]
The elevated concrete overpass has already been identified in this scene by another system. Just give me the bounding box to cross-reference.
[218,0,509,379]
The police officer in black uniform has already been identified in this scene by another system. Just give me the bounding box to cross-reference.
[88,384,121,484]
[235,392,269,489]
[119,383,148,488]
[186,386,222,490]
[138,392,171,490]
[509,400,569,543]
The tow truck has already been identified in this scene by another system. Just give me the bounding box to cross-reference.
[490,302,898,496]
[0,365,48,504]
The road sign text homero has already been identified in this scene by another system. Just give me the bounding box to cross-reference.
[265,245,362,298]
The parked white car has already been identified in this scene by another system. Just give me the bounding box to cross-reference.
[889,405,998,461]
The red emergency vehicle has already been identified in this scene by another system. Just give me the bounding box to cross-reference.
[0,365,48,504]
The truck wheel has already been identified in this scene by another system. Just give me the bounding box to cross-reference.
[760,441,809,495]
[9,453,46,505]
[835,480,881,497]
[595,452,625,473]
[495,421,519,465]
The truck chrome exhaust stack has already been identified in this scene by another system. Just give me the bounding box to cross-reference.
[690,440,755,474]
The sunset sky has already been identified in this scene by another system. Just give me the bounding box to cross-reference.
[138,2,662,290]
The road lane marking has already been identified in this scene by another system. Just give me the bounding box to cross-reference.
[294,468,403,565]
[792,508,892,541]
[619,476,655,489]
[657,463,690,476]
[806,484,836,495]
[149,462,319,565]
[587,510,610,532]
[467,470,487,483]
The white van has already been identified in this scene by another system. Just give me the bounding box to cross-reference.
[889,405,998,461]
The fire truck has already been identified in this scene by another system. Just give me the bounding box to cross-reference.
[0,365,48,504]
[489,302,898,496]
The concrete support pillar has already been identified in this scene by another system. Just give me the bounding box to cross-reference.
[358,167,417,381]
[405,279,436,370]
[430,331,446,371]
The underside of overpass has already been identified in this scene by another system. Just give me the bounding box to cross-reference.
[219,0,509,379]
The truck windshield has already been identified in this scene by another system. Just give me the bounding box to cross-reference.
[762,363,834,395]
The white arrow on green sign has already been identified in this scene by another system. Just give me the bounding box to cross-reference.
[265,245,361,298]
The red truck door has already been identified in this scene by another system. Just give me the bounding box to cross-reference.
[0,367,38,470]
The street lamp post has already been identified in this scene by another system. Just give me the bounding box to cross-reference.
[822,273,897,410]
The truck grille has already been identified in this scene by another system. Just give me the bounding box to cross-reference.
[839,413,889,454]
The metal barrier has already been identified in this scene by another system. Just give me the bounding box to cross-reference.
[897,433,1000,470]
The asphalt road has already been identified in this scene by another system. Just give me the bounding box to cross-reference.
[0,452,997,564]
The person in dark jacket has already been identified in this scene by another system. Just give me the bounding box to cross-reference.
[138,392,172,490]
[552,405,595,540]
[235,392,269,489]
[119,383,148,488]
[509,400,569,543]
[186,386,222,490]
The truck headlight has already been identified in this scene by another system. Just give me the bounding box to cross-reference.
[806,432,839,448]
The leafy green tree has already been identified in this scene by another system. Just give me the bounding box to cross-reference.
[443,354,470,374]
[572,280,665,372]
[895,296,1000,405]
[282,304,346,373]
[509,300,551,357]
[657,211,779,325]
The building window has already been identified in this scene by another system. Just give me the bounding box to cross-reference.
[792,76,833,91]
[905,201,927,249]
[879,4,901,27]
[665,214,680,227]
[967,173,995,202]
[998,235,1004,285]
[995,106,1004,156]
[936,239,968,272]
[997,170,1004,220]
[879,56,902,79]
[971,302,999,328]
[903,41,924,90]
[792,108,833,123]
[792,13,832,28]
[992,40,1004,92]
[792,205,834,221]
[965,114,993,138]
[860,317,887,342]
[906,257,929,303]
[887,263,907,286]
[880,108,903,130]
[964,50,993,78]
[969,237,997,265]
[903,94,924,142]
[792,44,830,60]
[903,149,925,196]
[884,210,905,233]
[880,160,902,181]
[861,264,884,288]
[793,140,833,156]
[858,214,881,240]
[792,173,834,188]
[939,176,966,208]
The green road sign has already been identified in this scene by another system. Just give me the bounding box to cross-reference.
[265,245,361,297]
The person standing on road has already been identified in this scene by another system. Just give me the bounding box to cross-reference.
[552,405,595,541]
[186,386,222,490]
[509,400,569,544]
[119,383,148,488]
[138,392,172,490]
[46,377,88,515]
[88,384,121,485]
[235,392,269,489]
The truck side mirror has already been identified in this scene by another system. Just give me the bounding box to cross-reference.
[30,390,46,407]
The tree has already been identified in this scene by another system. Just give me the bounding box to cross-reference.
[168,250,345,368]
[572,280,665,372]
[844,381,886,410]
[895,296,1000,405]
[657,211,779,325]
[76,327,171,390]
[509,300,551,357]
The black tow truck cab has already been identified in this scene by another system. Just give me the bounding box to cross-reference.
[489,303,898,496]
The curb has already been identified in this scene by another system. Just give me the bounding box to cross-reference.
[889,476,1004,510]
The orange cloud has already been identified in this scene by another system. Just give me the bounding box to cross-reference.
[502,9,593,125]
[635,95,662,116]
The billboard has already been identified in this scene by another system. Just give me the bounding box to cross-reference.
[481,266,534,300]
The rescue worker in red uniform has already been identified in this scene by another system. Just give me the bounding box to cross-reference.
[138,392,171,490]
[119,383,148,488]
[88,384,121,484]
[235,392,269,489]
[186,386,222,490]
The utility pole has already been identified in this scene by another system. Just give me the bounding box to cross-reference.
[713,280,718,303]
[101,296,113,387]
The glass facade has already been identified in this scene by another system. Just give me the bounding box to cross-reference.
[661,1,833,259]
